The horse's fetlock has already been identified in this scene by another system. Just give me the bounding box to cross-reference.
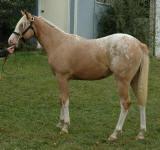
[56,120,64,129]
[64,121,70,126]
[59,98,67,105]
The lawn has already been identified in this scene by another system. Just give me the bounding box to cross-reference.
[0,51,160,150]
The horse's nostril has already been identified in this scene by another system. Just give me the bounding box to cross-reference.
[9,41,12,45]
[10,40,14,43]
[9,40,14,46]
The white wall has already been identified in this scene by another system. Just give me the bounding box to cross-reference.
[38,0,70,33]
[155,0,160,57]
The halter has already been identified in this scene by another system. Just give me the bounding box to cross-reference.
[13,16,36,43]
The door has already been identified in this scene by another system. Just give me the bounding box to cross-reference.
[39,0,70,33]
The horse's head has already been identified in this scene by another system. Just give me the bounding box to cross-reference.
[8,10,36,46]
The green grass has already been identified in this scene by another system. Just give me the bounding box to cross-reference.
[0,51,160,150]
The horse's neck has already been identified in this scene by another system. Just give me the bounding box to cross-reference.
[34,17,66,55]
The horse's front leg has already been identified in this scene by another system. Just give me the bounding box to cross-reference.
[56,74,70,134]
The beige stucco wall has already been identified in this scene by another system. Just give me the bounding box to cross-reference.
[39,0,69,32]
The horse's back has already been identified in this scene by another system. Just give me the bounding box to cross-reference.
[49,33,147,81]
[67,33,142,80]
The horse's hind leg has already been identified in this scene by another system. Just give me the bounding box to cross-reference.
[131,73,147,140]
[56,74,70,134]
[108,78,131,141]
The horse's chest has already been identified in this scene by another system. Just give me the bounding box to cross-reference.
[48,58,56,74]
[50,65,56,75]
[48,56,70,75]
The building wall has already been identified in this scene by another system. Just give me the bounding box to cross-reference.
[155,0,160,57]
[73,0,107,39]
[38,0,108,39]
[75,0,95,39]
[70,0,75,34]
[39,0,69,32]
[149,0,155,55]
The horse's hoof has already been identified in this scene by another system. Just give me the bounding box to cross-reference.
[136,129,145,140]
[56,122,63,129]
[136,135,144,140]
[60,128,68,134]
[108,136,117,141]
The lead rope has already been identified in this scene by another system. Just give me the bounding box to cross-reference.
[2,55,9,75]
[1,51,18,75]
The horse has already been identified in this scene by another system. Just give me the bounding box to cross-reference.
[8,10,149,141]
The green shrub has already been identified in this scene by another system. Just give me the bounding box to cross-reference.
[98,0,150,44]
[0,0,37,45]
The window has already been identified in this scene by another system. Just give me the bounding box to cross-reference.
[96,0,149,7]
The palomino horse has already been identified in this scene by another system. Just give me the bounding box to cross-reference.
[8,11,149,141]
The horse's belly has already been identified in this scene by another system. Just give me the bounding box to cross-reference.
[72,65,111,80]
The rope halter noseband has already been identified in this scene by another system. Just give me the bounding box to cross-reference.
[13,16,36,43]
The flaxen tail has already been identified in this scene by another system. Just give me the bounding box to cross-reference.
[131,44,149,106]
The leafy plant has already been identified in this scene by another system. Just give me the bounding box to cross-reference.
[0,0,37,45]
[98,0,150,44]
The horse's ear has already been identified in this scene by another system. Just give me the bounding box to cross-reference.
[23,10,32,21]
[21,10,25,16]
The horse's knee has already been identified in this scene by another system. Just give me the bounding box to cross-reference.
[59,98,68,106]
[122,100,131,110]
[59,98,65,105]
